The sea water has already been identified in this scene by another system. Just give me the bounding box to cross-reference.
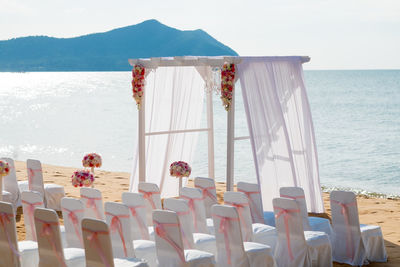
[0,70,399,196]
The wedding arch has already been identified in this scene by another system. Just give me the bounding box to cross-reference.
[128,56,324,213]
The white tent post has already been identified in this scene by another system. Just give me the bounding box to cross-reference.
[226,87,235,191]
[138,92,146,182]
[206,91,215,179]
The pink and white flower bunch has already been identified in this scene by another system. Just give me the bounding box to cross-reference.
[131,64,145,109]
[170,161,191,178]
[71,170,94,187]
[82,153,102,168]
[0,160,10,177]
[220,63,236,111]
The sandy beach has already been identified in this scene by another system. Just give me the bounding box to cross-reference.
[13,161,400,266]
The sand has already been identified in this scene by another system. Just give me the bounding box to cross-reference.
[12,161,400,266]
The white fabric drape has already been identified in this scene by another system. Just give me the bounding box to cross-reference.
[130,66,205,198]
[238,57,324,213]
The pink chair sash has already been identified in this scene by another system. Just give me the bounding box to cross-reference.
[224,201,251,241]
[212,214,240,265]
[166,209,192,249]
[153,220,185,263]
[332,200,357,261]
[81,195,102,219]
[274,207,300,261]
[139,190,160,210]
[180,195,203,232]
[105,212,129,257]
[37,218,66,267]
[62,208,84,246]
[83,228,111,267]
[237,189,263,222]
[22,200,44,241]
[195,185,217,202]
[0,212,20,263]
[27,168,41,190]
[127,205,150,240]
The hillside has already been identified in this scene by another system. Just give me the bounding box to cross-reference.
[0,20,238,71]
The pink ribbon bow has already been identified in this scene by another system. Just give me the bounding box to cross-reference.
[213,214,240,265]
[62,208,84,246]
[195,185,217,202]
[22,200,44,241]
[27,168,41,190]
[180,195,203,232]
[139,190,160,209]
[274,207,300,261]
[332,200,357,261]
[83,228,111,267]
[37,219,67,267]
[237,189,263,222]
[0,212,20,263]
[81,195,102,219]
[105,212,130,257]
[128,205,150,240]
[153,220,185,263]
[224,201,251,241]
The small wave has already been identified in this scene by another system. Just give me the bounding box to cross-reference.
[321,185,400,200]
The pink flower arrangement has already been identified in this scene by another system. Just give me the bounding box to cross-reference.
[131,64,145,109]
[0,160,10,177]
[220,63,236,111]
[170,161,191,178]
[71,170,94,187]
[82,153,102,168]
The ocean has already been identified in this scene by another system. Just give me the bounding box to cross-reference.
[0,70,399,196]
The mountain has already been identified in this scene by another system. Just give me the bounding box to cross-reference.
[0,20,238,71]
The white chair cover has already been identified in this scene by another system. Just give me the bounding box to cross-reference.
[194,177,218,218]
[164,198,217,255]
[180,187,209,234]
[105,202,157,267]
[34,208,85,267]
[0,201,39,267]
[121,192,151,241]
[280,187,332,237]
[211,205,275,267]
[273,198,332,267]
[61,197,85,248]
[81,218,149,267]
[1,157,21,209]
[80,187,105,220]
[21,191,45,241]
[330,191,387,265]
[152,210,215,267]
[138,183,162,226]
[237,182,265,224]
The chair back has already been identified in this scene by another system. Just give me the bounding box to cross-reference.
[152,210,186,267]
[26,159,46,202]
[138,182,162,226]
[330,191,365,264]
[21,190,45,241]
[280,187,311,230]
[164,198,195,249]
[0,201,21,266]
[211,205,249,267]
[224,191,253,242]
[273,198,306,266]
[237,182,264,223]
[80,187,105,220]
[194,177,217,218]
[179,187,208,234]
[82,218,115,267]
[34,208,66,267]
[61,197,85,248]
[1,158,20,208]
[121,192,150,240]
[104,202,135,258]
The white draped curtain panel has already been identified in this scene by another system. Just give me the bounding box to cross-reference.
[238,57,324,213]
[130,66,205,198]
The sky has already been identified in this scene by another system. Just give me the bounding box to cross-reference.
[1,0,399,69]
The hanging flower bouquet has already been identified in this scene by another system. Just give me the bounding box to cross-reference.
[220,63,236,111]
[82,153,102,174]
[0,160,10,177]
[132,64,145,109]
[71,170,95,187]
[170,161,191,189]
